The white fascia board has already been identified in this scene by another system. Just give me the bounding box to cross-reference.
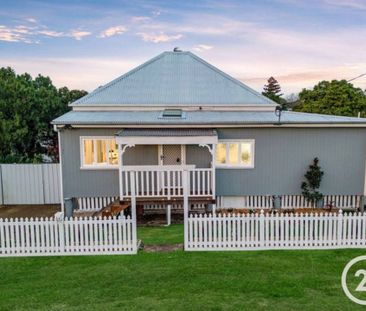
[71,105,276,112]
[116,135,218,145]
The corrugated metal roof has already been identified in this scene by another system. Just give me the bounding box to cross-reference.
[52,110,366,125]
[117,128,217,137]
[72,51,276,107]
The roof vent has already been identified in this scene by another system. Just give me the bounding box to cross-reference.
[159,109,186,119]
[173,47,182,52]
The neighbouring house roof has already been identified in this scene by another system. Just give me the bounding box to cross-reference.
[52,110,366,126]
[117,129,217,137]
[71,51,276,107]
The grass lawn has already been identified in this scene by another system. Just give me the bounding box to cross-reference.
[0,225,365,310]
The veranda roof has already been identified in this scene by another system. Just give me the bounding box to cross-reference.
[115,128,218,145]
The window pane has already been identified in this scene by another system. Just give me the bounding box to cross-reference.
[216,143,226,164]
[83,139,94,165]
[228,143,239,165]
[108,140,118,165]
[96,140,107,164]
[241,143,252,165]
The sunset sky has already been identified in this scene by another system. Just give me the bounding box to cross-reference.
[1,0,365,96]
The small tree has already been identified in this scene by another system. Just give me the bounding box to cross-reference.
[301,158,324,207]
[262,76,287,109]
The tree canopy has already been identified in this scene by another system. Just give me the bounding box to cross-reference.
[293,79,366,117]
[0,67,87,163]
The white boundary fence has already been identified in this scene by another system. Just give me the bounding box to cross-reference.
[186,211,366,251]
[216,195,362,209]
[0,216,137,257]
[0,164,61,205]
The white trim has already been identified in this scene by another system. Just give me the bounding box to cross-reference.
[71,105,276,111]
[79,136,119,169]
[57,130,64,212]
[56,123,366,129]
[116,135,218,145]
[216,139,255,169]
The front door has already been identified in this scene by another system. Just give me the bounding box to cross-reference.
[161,145,184,165]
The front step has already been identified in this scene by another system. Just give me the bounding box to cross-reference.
[93,200,130,218]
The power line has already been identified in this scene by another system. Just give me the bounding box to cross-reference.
[347,72,366,82]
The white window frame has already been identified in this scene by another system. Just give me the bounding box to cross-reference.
[80,136,119,170]
[216,139,255,169]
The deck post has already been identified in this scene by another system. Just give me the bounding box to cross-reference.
[183,169,189,249]
[165,204,171,226]
[130,171,137,253]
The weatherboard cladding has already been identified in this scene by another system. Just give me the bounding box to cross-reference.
[60,128,366,198]
[52,110,366,125]
[71,51,275,106]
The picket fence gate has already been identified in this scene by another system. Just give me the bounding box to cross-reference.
[0,216,137,257]
[186,211,366,251]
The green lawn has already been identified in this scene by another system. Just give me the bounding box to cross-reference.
[138,224,183,245]
[0,225,365,310]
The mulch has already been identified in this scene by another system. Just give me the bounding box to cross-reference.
[0,204,61,219]
[142,243,183,252]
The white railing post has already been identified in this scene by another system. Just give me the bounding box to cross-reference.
[337,209,343,248]
[130,171,137,253]
[211,144,216,200]
[183,169,189,249]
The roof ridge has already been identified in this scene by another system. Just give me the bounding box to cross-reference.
[72,52,168,105]
[185,51,276,105]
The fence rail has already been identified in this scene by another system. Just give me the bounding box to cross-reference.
[0,216,136,257]
[186,211,366,251]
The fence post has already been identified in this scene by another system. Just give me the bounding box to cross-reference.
[260,209,265,247]
[58,217,65,254]
[130,171,137,253]
[183,169,189,250]
[337,209,343,248]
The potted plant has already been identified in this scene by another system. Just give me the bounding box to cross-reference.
[301,157,324,208]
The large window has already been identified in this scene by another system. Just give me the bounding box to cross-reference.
[81,137,118,169]
[216,140,254,168]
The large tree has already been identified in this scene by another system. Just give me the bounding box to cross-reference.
[262,76,286,107]
[0,67,87,163]
[293,80,366,117]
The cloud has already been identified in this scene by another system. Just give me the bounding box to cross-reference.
[136,32,183,43]
[26,18,37,23]
[324,0,366,9]
[99,25,127,38]
[131,16,151,23]
[38,30,65,37]
[193,44,213,52]
[69,30,91,40]
[0,25,34,43]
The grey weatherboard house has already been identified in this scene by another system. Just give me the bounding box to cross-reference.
[53,50,366,213]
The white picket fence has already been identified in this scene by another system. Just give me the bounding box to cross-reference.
[186,211,366,251]
[216,195,362,209]
[76,196,118,211]
[0,216,136,257]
